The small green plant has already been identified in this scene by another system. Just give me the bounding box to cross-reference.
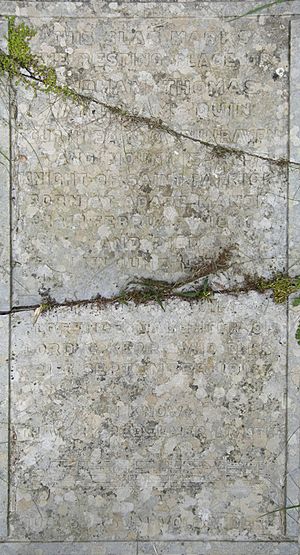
[32,250,229,320]
[244,275,300,346]
[293,296,300,346]
[116,275,212,311]
[0,16,83,103]
[253,274,300,304]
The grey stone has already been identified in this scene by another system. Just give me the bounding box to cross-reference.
[289,20,300,277]
[9,295,290,541]
[0,20,10,312]
[286,297,300,539]
[2,1,300,18]
[0,1,299,552]
[0,315,9,537]
[138,541,299,555]
[10,13,289,304]
[286,21,300,540]
[0,542,136,555]
[0,541,299,555]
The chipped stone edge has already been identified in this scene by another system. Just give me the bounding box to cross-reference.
[0,18,10,312]
[286,19,300,540]
[0,315,9,539]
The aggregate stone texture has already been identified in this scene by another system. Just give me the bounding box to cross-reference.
[0,0,299,553]
[0,315,9,536]
[0,543,137,555]
[10,13,289,304]
[0,22,10,312]
[0,541,299,555]
[9,295,289,541]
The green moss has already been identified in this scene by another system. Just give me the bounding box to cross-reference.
[0,16,83,103]
[293,297,300,346]
[255,274,300,304]
[296,322,300,346]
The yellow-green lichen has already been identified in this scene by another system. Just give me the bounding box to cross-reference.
[0,16,83,103]
[255,275,300,304]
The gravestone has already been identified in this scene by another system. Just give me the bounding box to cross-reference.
[0,1,300,554]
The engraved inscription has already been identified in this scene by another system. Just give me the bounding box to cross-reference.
[10,296,286,540]
[12,17,289,304]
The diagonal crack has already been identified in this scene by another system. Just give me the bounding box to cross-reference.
[21,72,300,170]
[0,47,297,170]
[76,91,298,169]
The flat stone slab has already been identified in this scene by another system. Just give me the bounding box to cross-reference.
[9,295,291,541]
[0,2,299,553]
[10,11,289,305]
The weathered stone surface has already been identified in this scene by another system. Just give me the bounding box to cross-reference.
[289,20,300,277]
[0,542,136,555]
[0,1,299,552]
[0,20,10,312]
[10,295,289,541]
[138,541,299,555]
[0,540,299,555]
[1,1,300,18]
[286,297,300,539]
[0,315,9,537]
[11,14,289,305]
[286,21,300,541]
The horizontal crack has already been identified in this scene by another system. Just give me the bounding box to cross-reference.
[1,247,300,318]
[1,274,299,320]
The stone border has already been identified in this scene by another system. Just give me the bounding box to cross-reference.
[286,19,300,539]
[138,541,299,554]
[289,20,300,274]
[0,540,298,555]
[0,1,300,18]
[0,542,137,554]
[0,19,10,312]
[0,315,9,538]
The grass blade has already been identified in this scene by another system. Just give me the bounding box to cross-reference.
[261,504,300,517]
[175,290,204,299]
[155,297,165,311]
[231,0,293,20]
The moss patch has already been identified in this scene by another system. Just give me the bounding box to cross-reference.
[0,16,84,103]
[247,274,300,304]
